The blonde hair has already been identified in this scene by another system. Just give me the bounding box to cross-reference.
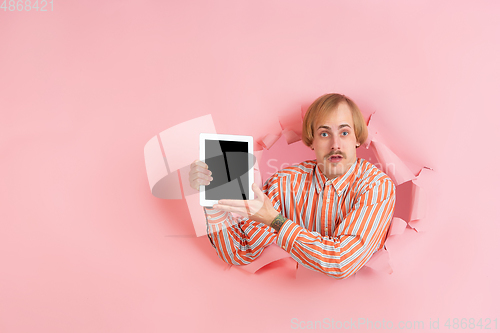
[302,93,368,147]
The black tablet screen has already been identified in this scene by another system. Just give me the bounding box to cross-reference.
[204,140,252,200]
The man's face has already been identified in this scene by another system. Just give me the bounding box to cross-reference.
[310,102,359,179]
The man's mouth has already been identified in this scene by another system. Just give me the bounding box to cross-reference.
[328,155,343,163]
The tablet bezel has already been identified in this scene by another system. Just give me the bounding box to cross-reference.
[199,133,254,207]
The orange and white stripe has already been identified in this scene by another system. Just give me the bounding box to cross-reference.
[206,158,396,279]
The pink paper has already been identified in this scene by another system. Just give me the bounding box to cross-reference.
[364,248,393,274]
[145,115,217,236]
[2,2,498,331]
[389,217,408,236]
[143,135,182,199]
[158,114,217,172]
[260,133,282,150]
[408,167,434,232]
[362,113,376,148]
[279,108,303,144]
[370,139,416,186]
[282,129,301,144]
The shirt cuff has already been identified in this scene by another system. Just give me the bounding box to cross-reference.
[204,208,238,233]
[276,220,302,253]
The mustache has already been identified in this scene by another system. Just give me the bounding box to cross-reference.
[325,151,345,159]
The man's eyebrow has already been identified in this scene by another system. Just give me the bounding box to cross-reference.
[316,124,352,131]
[317,125,331,130]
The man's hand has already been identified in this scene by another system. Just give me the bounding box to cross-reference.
[213,183,279,226]
[189,160,212,191]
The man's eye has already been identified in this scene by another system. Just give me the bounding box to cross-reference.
[341,131,349,136]
[320,132,328,137]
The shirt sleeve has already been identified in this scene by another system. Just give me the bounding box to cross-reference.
[205,188,278,265]
[275,177,396,279]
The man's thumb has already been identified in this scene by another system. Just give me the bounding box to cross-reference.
[252,183,263,200]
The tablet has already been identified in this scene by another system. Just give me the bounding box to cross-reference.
[199,133,254,207]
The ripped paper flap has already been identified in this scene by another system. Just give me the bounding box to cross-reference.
[364,248,393,274]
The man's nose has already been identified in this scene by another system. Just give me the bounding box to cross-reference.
[330,134,341,150]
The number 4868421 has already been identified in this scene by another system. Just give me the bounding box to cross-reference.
[1,0,53,11]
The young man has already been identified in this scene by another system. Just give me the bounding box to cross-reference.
[190,93,396,279]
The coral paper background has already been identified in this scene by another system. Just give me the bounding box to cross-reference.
[1,1,499,332]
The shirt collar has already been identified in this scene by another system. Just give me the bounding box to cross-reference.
[314,159,358,195]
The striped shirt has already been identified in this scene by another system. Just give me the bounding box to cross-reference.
[205,158,396,279]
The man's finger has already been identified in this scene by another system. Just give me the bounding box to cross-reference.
[196,178,211,186]
[252,183,265,201]
[213,204,248,216]
[189,172,212,185]
[194,160,209,169]
[217,199,248,207]
[193,165,211,176]
[196,171,213,181]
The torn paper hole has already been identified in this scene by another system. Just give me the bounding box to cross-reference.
[144,108,433,276]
